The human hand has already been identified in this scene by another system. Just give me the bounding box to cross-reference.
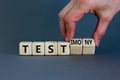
[58,0,120,46]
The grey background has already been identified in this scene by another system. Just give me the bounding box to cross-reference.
[0,0,120,54]
[0,0,120,80]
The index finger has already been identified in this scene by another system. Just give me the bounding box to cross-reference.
[58,0,78,39]
[64,3,90,41]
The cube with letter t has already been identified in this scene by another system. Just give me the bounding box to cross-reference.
[19,42,32,55]
[57,42,70,55]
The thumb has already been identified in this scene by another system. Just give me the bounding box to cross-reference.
[93,18,112,47]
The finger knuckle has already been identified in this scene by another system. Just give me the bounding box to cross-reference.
[102,15,113,22]
[64,16,73,23]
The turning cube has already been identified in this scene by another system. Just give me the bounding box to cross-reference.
[82,38,95,55]
[70,39,82,55]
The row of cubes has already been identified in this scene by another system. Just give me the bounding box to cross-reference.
[19,38,95,56]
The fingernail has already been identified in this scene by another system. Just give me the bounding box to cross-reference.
[65,36,71,41]
[96,39,100,47]
[65,37,69,41]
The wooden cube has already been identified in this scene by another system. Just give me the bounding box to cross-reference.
[19,42,32,55]
[57,42,70,55]
[32,42,45,55]
[45,41,57,55]
[82,38,95,55]
[70,39,82,55]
